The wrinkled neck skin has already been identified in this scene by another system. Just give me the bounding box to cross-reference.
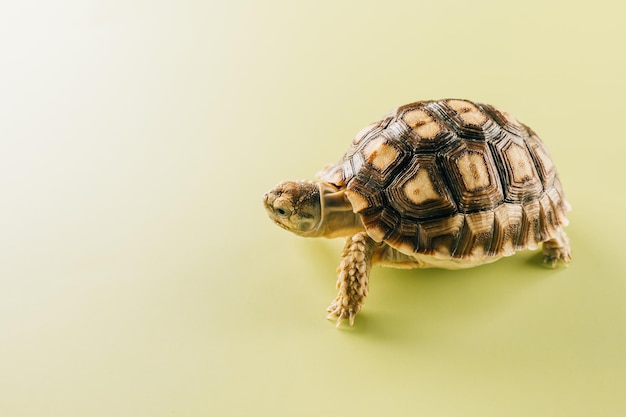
[315,182,364,238]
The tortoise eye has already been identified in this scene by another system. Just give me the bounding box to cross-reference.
[272,196,292,218]
[275,206,291,217]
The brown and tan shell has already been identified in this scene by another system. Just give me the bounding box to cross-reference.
[319,99,570,259]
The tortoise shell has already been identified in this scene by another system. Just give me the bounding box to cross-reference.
[319,99,570,259]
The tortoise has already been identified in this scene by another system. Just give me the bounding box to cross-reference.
[263,99,571,326]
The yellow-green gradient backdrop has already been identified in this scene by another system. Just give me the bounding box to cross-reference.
[1,1,625,416]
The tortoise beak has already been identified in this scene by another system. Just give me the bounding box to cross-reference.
[263,190,281,221]
[263,190,275,213]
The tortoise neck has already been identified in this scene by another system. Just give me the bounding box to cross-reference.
[317,182,365,238]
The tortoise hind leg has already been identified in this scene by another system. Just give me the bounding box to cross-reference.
[327,232,378,326]
[542,227,572,267]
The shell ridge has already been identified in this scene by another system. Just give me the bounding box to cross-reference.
[522,134,549,194]
[425,101,457,132]
[487,140,512,203]
[450,215,467,257]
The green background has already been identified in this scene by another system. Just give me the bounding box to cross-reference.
[1,1,625,416]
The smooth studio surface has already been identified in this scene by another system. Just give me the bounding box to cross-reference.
[1,1,625,416]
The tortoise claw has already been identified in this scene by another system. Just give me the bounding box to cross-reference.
[326,303,356,327]
[349,311,356,326]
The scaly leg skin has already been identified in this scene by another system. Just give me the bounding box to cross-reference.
[542,228,572,268]
[326,232,377,327]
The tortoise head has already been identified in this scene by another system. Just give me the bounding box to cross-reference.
[264,180,365,239]
[263,181,323,237]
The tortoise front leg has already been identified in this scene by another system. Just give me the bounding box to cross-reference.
[327,232,378,326]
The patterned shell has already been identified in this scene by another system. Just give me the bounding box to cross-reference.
[319,99,570,259]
